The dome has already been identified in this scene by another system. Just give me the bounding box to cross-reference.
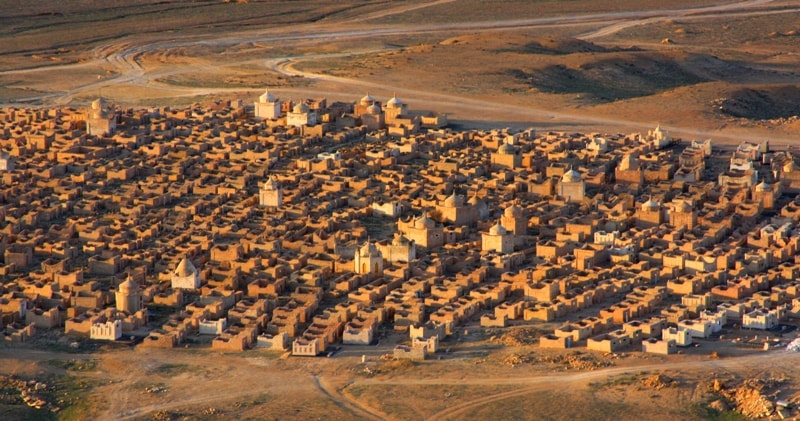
[392,233,410,246]
[366,104,381,115]
[90,97,112,119]
[119,276,136,291]
[360,93,375,106]
[642,197,659,210]
[174,257,197,278]
[755,180,771,192]
[359,241,380,257]
[259,89,276,103]
[387,95,403,108]
[292,103,309,114]
[561,168,582,183]
[414,214,436,229]
[497,142,516,155]
[91,97,107,110]
[489,222,507,236]
[504,203,523,218]
[443,192,464,207]
[263,176,279,191]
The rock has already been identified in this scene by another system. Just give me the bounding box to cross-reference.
[642,374,675,390]
[708,399,730,412]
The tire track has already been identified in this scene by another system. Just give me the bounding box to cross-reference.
[313,375,388,421]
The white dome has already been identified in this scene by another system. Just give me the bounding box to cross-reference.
[366,104,381,115]
[497,142,516,155]
[259,89,276,103]
[387,95,403,108]
[292,103,309,113]
[489,223,507,236]
[561,168,582,183]
[642,197,659,210]
[359,241,381,257]
[360,94,375,106]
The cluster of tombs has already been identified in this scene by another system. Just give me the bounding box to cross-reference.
[1,91,800,359]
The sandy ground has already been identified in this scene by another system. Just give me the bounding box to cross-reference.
[1,324,799,420]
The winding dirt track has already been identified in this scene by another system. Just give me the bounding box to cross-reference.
[4,0,798,143]
[4,337,796,419]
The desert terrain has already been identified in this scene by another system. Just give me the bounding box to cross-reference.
[2,322,800,421]
[1,0,800,142]
[3,1,800,420]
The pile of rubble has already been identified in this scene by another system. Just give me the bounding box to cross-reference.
[710,376,787,419]
[728,383,775,419]
[151,410,181,421]
[0,375,59,413]
[145,385,168,394]
[502,353,533,367]
[787,338,800,352]
[488,328,543,346]
[536,351,613,371]
[201,407,221,415]
[641,374,678,390]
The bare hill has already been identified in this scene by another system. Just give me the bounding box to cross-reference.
[717,86,800,120]
[505,49,779,102]
[510,37,619,55]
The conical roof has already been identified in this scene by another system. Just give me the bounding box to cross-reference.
[175,257,197,277]
[561,168,582,183]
